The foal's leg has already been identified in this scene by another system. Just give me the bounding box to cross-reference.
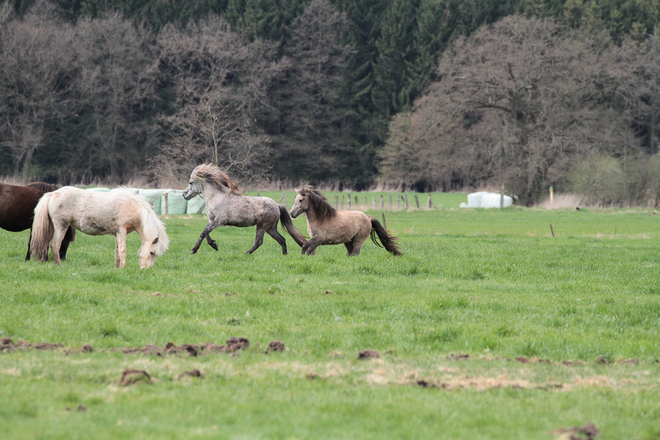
[116,228,128,268]
[246,222,267,254]
[266,222,287,255]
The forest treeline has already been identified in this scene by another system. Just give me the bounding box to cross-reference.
[1,0,660,204]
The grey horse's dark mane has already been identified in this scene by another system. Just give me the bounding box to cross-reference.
[298,186,336,221]
[192,163,241,194]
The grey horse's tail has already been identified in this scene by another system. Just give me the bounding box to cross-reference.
[369,217,402,256]
[30,193,55,262]
[279,205,307,247]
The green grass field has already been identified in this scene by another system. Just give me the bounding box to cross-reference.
[1,193,660,439]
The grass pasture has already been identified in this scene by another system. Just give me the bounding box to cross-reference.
[1,193,660,439]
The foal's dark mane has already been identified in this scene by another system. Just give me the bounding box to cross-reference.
[192,163,241,194]
[298,186,336,221]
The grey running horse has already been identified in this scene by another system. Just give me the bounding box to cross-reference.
[182,164,307,255]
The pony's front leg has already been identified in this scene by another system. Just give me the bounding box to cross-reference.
[115,229,128,268]
[301,236,321,255]
[191,221,220,254]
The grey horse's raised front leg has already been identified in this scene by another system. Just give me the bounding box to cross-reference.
[191,221,220,254]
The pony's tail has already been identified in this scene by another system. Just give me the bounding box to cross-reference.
[369,217,403,256]
[31,193,54,262]
[279,205,307,247]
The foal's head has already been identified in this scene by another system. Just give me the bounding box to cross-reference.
[183,163,240,200]
[290,186,336,220]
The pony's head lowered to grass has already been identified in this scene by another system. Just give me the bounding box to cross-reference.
[183,163,240,200]
[136,197,169,269]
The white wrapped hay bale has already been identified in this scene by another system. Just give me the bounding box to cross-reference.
[162,190,187,215]
[186,195,206,214]
[138,189,165,214]
[480,193,513,208]
[86,187,111,192]
[467,191,488,208]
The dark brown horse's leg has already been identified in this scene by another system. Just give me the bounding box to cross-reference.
[266,223,287,255]
[25,229,33,261]
[247,224,266,254]
[59,226,75,260]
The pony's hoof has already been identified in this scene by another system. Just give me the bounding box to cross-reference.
[210,242,218,251]
[190,249,198,254]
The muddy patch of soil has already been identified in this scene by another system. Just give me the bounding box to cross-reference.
[1,339,64,353]
[552,422,599,440]
[119,369,152,386]
[175,369,203,379]
[266,341,285,353]
[358,350,380,360]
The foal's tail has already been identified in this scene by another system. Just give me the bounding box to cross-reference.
[369,217,403,256]
[279,205,307,247]
[31,193,55,262]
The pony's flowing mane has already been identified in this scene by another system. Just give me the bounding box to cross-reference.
[298,186,336,221]
[191,163,241,194]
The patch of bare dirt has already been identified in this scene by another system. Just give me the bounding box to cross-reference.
[0,339,64,353]
[66,405,87,412]
[66,344,94,355]
[175,369,203,379]
[358,350,380,360]
[114,338,251,357]
[446,353,469,360]
[266,341,285,353]
[119,369,152,386]
[552,422,599,440]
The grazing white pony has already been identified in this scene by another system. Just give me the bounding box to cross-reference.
[182,163,307,255]
[31,187,169,269]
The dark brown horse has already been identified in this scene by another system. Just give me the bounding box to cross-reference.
[0,182,75,260]
[290,186,402,256]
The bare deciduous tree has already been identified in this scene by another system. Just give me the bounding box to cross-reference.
[0,1,77,180]
[150,15,281,186]
[380,16,644,203]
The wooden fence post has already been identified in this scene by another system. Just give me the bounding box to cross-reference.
[404,195,409,208]
[163,192,169,215]
[389,195,392,208]
[283,191,287,208]
[382,212,387,229]
[380,194,384,209]
[355,195,358,206]
[414,194,420,209]
[364,195,367,206]
[341,195,344,208]
[426,194,433,209]
[334,195,339,209]
[372,196,375,209]
[397,195,400,209]
[348,193,351,208]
